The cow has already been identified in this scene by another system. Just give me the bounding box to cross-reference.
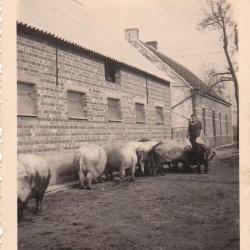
[104,142,138,182]
[149,136,216,175]
[188,135,216,174]
[148,138,192,176]
[18,154,51,220]
[74,143,107,190]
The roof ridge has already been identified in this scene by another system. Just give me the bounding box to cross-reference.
[144,43,230,104]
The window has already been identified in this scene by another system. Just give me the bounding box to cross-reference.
[219,113,222,136]
[67,90,87,119]
[212,111,216,136]
[202,108,206,135]
[105,60,116,83]
[107,98,121,121]
[225,114,229,135]
[135,103,145,123]
[156,106,164,124]
[17,82,37,116]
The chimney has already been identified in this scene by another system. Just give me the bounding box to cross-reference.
[145,41,158,50]
[125,28,139,42]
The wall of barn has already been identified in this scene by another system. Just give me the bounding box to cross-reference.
[193,94,233,146]
[17,29,172,154]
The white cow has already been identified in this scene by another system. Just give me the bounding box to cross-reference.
[74,143,107,189]
[104,142,138,182]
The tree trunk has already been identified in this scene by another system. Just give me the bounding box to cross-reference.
[222,24,239,146]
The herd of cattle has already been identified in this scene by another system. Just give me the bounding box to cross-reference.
[17,135,216,220]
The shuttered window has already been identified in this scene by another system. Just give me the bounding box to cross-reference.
[156,106,164,124]
[135,103,145,123]
[67,91,87,119]
[105,61,116,83]
[17,82,37,116]
[107,98,121,121]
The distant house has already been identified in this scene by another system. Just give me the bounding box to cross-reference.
[125,28,233,146]
[17,0,172,154]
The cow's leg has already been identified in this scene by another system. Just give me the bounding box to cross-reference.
[120,169,126,182]
[78,171,85,189]
[39,199,43,213]
[109,170,114,180]
[130,165,136,182]
[204,162,209,174]
[146,160,153,176]
[183,161,192,173]
[196,163,201,174]
[35,197,39,214]
[86,172,92,190]
[159,163,165,176]
[105,169,110,181]
[171,162,177,172]
[98,176,103,183]
[152,161,159,177]
[140,163,145,176]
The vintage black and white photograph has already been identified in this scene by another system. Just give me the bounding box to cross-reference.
[16,0,239,249]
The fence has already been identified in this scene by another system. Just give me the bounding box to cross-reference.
[171,127,188,139]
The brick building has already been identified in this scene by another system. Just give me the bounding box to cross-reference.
[17,0,172,155]
[125,28,233,146]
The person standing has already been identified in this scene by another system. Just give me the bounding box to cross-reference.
[188,114,202,148]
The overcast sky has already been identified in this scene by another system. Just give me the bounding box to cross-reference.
[81,0,233,80]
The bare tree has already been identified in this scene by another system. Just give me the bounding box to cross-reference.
[198,0,239,143]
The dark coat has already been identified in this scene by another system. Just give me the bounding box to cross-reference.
[188,120,202,144]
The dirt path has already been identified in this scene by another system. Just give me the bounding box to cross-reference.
[18,148,239,250]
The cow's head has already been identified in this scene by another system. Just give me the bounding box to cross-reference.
[203,146,216,161]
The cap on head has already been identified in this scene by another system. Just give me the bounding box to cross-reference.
[191,114,197,118]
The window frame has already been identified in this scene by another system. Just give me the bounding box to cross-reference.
[212,111,216,136]
[202,108,206,135]
[155,106,164,124]
[107,97,122,122]
[135,102,146,124]
[67,90,88,120]
[219,112,222,137]
[225,114,229,135]
[104,60,117,83]
[17,81,38,117]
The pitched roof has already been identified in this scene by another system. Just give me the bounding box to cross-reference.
[17,0,171,83]
[145,43,230,104]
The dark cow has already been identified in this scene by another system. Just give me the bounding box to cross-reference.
[188,135,216,173]
[149,139,192,176]
[149,136,216,175]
